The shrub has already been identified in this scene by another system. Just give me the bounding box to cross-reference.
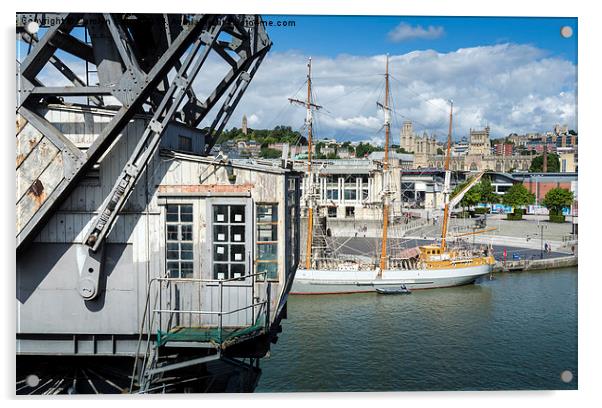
[549,214,566,223]
[506,208,523,221]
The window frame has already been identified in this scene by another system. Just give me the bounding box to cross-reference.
[207,198,252,285]
[256,202,279,282]
[164,203,195,279]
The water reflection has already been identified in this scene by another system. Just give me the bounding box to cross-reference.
[257,268,577,392]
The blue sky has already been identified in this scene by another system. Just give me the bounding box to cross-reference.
[265,15,577,63]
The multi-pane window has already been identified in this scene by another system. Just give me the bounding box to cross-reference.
[256,204,278,281]
[212,204,246,280]
[344,189,357,201]
[287,179,299,272]
[326,189,339,200]
[166,204,194,278]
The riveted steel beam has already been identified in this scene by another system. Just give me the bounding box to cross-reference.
[16,14,209,251]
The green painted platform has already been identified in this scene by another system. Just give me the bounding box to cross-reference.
[157,317,266,347]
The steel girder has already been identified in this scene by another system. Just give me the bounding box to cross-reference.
[16,13,272,257]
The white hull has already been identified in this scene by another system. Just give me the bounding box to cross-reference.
[291,263,492,294]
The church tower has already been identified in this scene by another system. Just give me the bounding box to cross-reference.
[242,114,248,135]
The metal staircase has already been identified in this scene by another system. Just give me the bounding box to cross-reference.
[131,272,270,393]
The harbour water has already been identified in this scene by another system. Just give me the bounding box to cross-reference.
[256,267,577,392]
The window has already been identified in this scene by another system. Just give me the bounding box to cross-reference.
[257,204,278,280]
[344,189,357,201]
[287,177,300,274]
[345,206,355,218]
[212,204,246,280]
[328,207,337,218]
[165,204,194,278]
[326,189,339,200]
[178,135,192,152]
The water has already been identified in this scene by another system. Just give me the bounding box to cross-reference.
[256,267,577,392]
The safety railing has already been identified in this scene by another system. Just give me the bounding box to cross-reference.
[131,270,271,391]
[155,272,269,340]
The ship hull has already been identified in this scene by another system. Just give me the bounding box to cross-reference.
[291,263,492,294]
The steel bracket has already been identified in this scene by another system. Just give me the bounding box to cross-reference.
[76,243,105,301]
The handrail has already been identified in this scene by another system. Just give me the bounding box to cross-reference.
[152,300,268,316]
[150,271,267,284]
[131,263,272,391]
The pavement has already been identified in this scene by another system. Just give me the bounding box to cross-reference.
[327,236,570,262]
[404,214,577,253]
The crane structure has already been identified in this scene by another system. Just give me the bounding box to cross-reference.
[17,13,271,300]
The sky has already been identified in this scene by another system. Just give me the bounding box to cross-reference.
[233,15,578,144]
[19,15,578,145]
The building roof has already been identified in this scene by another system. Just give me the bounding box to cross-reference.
[368,151,414,162]
[162,150,301,175]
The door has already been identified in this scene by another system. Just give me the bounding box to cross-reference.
[201,198,253,328]
[164,202,197,329]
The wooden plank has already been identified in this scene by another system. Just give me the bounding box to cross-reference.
[16,123,43,168]
[16,138,60,201]
[65,214,76,242]
[16,152,64,234]
[47,213,57,242]
[55,212,67,243]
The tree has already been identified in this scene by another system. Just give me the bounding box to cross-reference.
[259,147,282,159]
[542,187,573,218]
[451,179,481,214]
[314,141,325,158]
[502,183,535,219]
[355,142,381,158]
[437,148,444,155]
[530,153,560,172]
[477,176,499,204]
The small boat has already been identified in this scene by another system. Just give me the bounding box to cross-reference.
[376,285,411,295]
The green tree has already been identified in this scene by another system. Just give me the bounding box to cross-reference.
[542,187,573,217]
[477,176,499,204]
[259,147,282,159]
[529,152,560,172]
[355,142,381,158]
[451,179,481,214]
[502,183,535,219]
[437,148,444,155]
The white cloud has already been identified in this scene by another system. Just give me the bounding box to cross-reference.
[387,22,445,42]
[26,42,577,144]
[219,43,576,143]
[246,113,260,126]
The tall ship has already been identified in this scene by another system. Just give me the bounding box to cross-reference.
[291,56,495,294]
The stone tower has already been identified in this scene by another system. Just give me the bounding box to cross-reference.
[400,121,414,152]
[468,126,491,156]
[242,114,248,135]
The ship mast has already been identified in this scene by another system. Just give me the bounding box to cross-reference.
[289,58,322,270]
[440,100,454,250]
[379,55,392,273]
